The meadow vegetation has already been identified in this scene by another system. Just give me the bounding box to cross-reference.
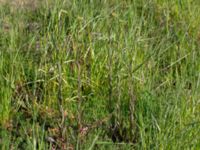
[0,0,200,149]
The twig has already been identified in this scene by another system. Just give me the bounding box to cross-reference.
[77,62,83,130]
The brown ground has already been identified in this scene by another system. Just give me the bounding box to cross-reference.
[0,0,40,11]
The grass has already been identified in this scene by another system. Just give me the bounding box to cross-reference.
[0,0,200,149]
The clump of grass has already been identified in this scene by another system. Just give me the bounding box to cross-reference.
[1,0,200,149]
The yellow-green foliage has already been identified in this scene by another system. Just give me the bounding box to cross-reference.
[0,0,200,149]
